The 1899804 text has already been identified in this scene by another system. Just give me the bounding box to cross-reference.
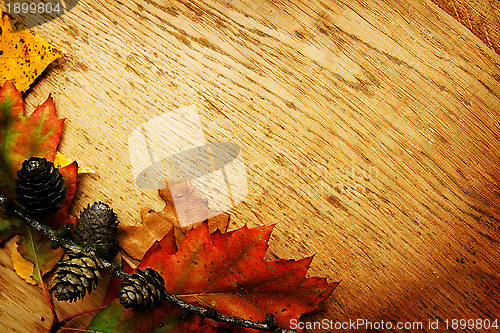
[4,2,62,15]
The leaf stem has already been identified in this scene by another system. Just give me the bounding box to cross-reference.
[0,193,297,333]
[28,228,59,328]
[50,306,107,333]
[58,328,103,332]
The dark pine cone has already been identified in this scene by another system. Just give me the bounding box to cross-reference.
[73,202,119,260]
[50,252,102,302]
[119,268,166,312]
[15,157,66,218]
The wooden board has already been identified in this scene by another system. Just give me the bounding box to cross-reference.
[1,0,499,331]
[431,0,500,55]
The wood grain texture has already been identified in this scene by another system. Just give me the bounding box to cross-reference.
[431,0,500,55]
[1,0,499,331]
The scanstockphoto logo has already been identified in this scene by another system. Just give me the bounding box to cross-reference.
[3,0,79,30]
[128,105,247,227]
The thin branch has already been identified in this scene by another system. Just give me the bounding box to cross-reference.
[0,193,297,333]
[163,293,297,333]
[0,194,126,278]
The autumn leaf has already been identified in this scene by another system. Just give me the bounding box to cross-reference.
[10,236,37,285]
[50,161,78,229]
[142,223,337,328]
[120,180,229,261]
[7,93,64,173]
[14,229,65,281]
[94,230,244,332]
[90,222,338,332]
[0,81,78,283]
[0,11,63,92]
[0,79,23,195]
[54,151,95,174]
[159,181,231,238]
[0,80,71,231]
[89,299,244,333]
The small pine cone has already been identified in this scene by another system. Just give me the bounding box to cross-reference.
[50,253,102,302]
[119,268,166,312]
[74,202,119,260]
[15,157,66,218]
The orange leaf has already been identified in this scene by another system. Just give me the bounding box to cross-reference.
[138,222,338,330]
[94,222,337,332]
[120,180,229,261]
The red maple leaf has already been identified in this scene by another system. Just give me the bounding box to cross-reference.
[90,222,338,332]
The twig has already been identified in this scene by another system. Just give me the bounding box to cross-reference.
[51,306,107,333]
[0,193,297,333]
[0,194,127,278]
[164,293,296,332]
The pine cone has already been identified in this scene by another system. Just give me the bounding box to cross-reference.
[15,157,66,218]
[74,202,119,260]
[50,252,102,302]
[119,268,166,312]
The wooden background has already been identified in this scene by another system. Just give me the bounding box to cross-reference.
[1,0,499,331]
[432,0,500,55]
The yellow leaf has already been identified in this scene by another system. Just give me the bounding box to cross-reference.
[0,11,63,92]
[54,151,95,174]
[10,238,39,286]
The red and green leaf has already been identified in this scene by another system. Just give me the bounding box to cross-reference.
[7,95,64,174]
[0,81,78,282]
[89,222,338,332]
